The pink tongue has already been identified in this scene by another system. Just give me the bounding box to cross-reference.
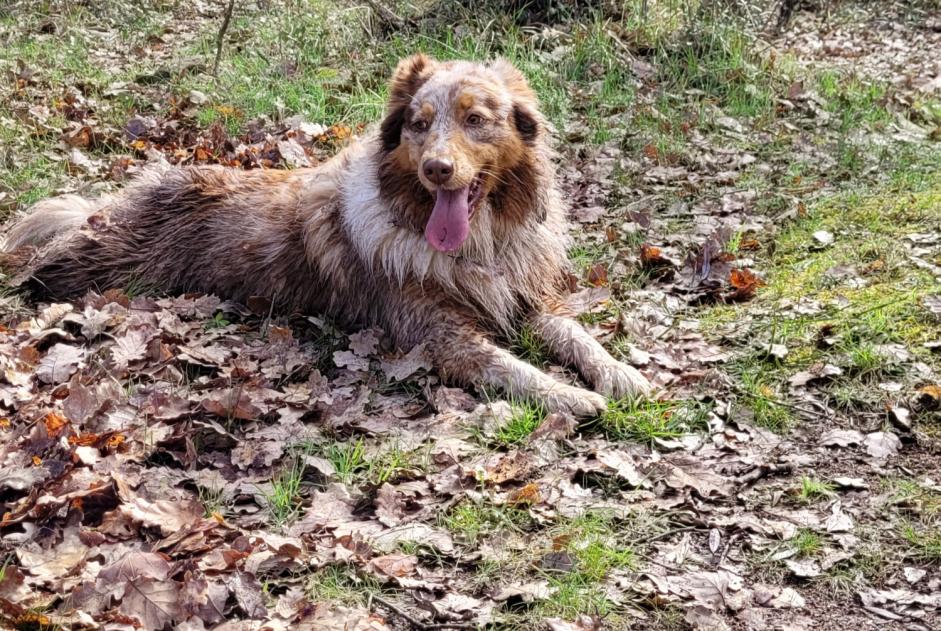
[425,186,471,252]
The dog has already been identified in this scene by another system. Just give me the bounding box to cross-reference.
[1,54,651,416]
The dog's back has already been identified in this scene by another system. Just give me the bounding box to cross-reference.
[1,160,364,316]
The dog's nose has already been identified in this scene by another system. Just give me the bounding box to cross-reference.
[423,158,453,185]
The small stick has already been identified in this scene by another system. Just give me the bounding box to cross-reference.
[212,0,237,78]
[736,461,796,487]
[368,593,475,631]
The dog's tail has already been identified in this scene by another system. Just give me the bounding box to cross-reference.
[1,194,104,254]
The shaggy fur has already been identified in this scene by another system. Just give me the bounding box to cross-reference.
[1,55,650,416]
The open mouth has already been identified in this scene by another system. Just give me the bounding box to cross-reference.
[467,175,484,215]
[424,174,484,253]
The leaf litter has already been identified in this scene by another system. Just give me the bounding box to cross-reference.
[1,1,941,630]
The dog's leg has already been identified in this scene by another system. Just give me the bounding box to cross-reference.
[418,314,606,417]
[530,311,652,400]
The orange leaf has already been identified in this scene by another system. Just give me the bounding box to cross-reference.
[69,433,101,446]
[106,434,126,448]
[509,483,541,506]
[32,455,42,466]
[16,613,52,628]
[918,385,941,404]
[730,268,765,290]
[43,412,69,437]
[587,264,608,287]
[640,243,670,267]
[726,268,765,302]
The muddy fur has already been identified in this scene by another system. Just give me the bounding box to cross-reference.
[1,55,650,415]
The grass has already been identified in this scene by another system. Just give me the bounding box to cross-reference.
[313,438,421,487]
[530,512,638,621]
[492,400,546,447]
[197,483,230,519]
[700,157,941,433]
[733,370,793,431]
[901,522,941,562]
[510,325,550,369]
[597,398,709,443]
[442,500,532,547]
[321,438,368,485]
[263,455,306,528]
[305,565,386,607]
[796,477,836,504]
[792,528,823,557]
[818,547,891,595]
[884,478,941,516]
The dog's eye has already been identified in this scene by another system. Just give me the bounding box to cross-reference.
[411,119,429,132]
[466,114,483,126]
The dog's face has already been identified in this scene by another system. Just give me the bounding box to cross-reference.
[378,55,544,252]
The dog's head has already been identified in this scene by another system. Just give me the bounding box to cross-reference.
[377,55,546,253]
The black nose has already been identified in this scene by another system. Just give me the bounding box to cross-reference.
[423,158,454,185]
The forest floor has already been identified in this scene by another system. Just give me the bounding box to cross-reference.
[0,1,940,630]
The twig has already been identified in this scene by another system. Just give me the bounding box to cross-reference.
[368,593,475,631]
[711,531,740,567]
[735,461,796,487]
[637,525,699,544]
[212,0,236,78]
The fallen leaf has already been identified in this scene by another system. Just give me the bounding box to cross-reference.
[37,344,84,384]
[863,431,901,459]
[725,268,765,302]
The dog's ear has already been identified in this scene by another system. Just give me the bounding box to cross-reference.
[490,58,542,145]
[381,54,435,151]
[380,106,407,151]
[512,104,539,145]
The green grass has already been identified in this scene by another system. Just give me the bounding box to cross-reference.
[597,398,709,443]
[197,483,231,518]
[305,565,386,607]
[311,438,420,487]
[492,400,546,447]
[552,512,638,581]
[901,522,941,562]
[884,478,941,516]
[511,325,550,369]
[700,161,941,433]
[321,438,368,485]
[796,477,836,504]
[817,70,894,133]
[654,19,783,121]
[792,528,824,557]
[263,456,306,528]
[733,370,793,432]
[530,512,637,621]
[442,500,532,547]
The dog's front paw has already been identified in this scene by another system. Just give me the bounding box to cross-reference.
[544,385,607,418]
[592,361,652,399]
